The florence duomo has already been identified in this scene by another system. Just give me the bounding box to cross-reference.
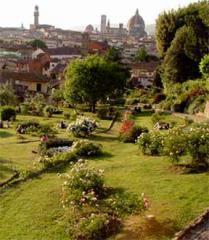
[1,1,209,240]
[86,9,147,39]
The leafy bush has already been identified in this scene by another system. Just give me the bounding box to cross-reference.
[63,111,71,120]
[71,140,103,157]
[137,131,166,156]
[96,107,116,120]
[67,117,98,138]
[39,151,77,168]
[61,160,145,239]
[125,98,140,106]
[43,105,54,117]
[119,120,148,143]
[16,120,56,137]
[151,112,164,125]
[163,127,187,162]
[0,106,16,121]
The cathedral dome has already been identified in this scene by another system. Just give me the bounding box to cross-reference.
[127,9,146,38]
[85,24,94,33]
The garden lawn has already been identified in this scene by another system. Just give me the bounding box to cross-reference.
[0,113,209,240]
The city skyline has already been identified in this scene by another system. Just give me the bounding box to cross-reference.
[0,0,198,30]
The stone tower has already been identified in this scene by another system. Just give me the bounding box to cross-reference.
[101,15,107,33]
[34,5,39,28]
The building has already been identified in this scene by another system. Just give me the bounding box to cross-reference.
[101,15,107,33]
[130,61,158,88]
[127,9,147,38]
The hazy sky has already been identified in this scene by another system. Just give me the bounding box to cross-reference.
[0,0,198,30]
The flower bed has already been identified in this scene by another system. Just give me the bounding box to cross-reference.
[67,117,98,138]
[61,160,145,240]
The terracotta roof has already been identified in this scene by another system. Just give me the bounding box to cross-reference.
[46,47,81,56]
[50,63,66,73]
[131,61,158,71]
[1,71,49,83]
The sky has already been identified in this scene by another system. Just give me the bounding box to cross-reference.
[0,0,198,30]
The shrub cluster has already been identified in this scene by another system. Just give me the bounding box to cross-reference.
[38,140,103,168]
[61,160,145,240]
[0,106,16,121]
[67,117,98,138]
[16,120,57,137]
[119,119,148,143]
[96,106,116,120]
[71,140,102,157]
[137,123,209,169]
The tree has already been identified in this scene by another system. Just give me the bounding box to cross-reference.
[0,84,17,106]
[156,1,209,87]
[200,54,209,77]
[64,55,129,112]
[135,47,149,62]
[29,39,47,49]
[105,47,122,62]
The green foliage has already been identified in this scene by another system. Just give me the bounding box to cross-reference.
[61,160,144,239]
[96,106,116,120]
[39,151,77,168]
[29,39,47,49]
[105,47,122,62]
[119,120,148,143]
[43,105,54,118]
[0,84,17,106]
[71,140,102,157]
[151,112,165,125]
[64,55,129,112]
[50,88,64,106]
[137,131,166,156]
[16,120,56,137]
[156,1,209,86]
[200,54,209,77]
[135,47,149,62]
[161,79,209,113]
[67,117,98,138]
[0,106,16,121]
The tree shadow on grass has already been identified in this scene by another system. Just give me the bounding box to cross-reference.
[0,131,14,138]
[90,134,118,143]
[0,158,14,179]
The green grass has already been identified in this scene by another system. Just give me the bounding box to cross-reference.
[0,112,209,240]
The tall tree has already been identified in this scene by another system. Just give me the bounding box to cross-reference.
[64,55,129,112]
[135,47,149,62]
[0,84,17,106]
[29,39,47,49]
[156,1,209,86]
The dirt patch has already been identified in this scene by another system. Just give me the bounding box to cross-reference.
[115,215,177,240]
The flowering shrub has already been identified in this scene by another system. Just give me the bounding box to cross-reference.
[163,127,187,163]
[119,120,148,143]
[68,212,120,240]
[61,160,146,239]
[38,151,77,168]
[67,117,98,138]
[16,120,57,137]
[137,131,166,156]
[187,124,209,168]
[61,160,105,207]
[138,123,209,170]
[71,140,102,157]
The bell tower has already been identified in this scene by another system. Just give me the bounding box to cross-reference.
[34,5,39,28]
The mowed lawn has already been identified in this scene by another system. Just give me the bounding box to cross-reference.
[0,113,209,240]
